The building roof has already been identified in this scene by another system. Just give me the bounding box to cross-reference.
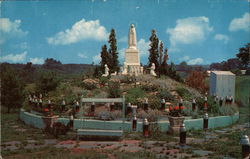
[211,71,235,76]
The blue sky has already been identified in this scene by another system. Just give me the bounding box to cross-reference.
[0,0,249,65]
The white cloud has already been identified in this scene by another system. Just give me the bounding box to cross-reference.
[167,16,213,49]
[229,13,250,32]
[77,53,88,59]
[92,54,101,64]
[29,57,44,64]
[12,42,29,50]
[47,19,108,45]
[179,56,204,65]
[0,18,28,44]
[0,51,27,63]
[137,38,150,56]
[187,58,204,65]
[168,47,180,53]
[214,34,229,44]
[178,56,190,62]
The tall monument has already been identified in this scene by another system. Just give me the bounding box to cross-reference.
[121,24,143,75]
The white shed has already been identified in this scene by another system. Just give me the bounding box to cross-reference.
[209,71,235,99]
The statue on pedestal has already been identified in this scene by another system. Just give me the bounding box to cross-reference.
[120,24,143,76]
[102,64,109,77]
[150,63,157,76]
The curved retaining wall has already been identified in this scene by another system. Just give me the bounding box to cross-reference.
[20,109,239,132]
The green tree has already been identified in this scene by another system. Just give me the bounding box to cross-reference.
[167,62,183,82]
[159,47,169,75]
[159,41,164,65]
[36,71,60,93]
[1,65,24,113]
[162,48,169,66]
[100,44,110,73]
[108,29,119,73]
[148,30,159,72]
[43,58,62,69]
[236,43,250,69]
[179,61,189,72]
[21,62,36,84]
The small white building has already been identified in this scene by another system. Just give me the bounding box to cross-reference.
[209,71,235,99]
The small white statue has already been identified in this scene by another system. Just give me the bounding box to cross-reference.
[150,63,157,76]
[111,71,117,76]
[122,62,128,75]
[102,64,109,77]
[140,66,144,74]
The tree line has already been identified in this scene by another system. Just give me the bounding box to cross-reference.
[210,43,250,74]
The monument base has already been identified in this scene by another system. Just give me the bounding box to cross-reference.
[121,64,143,76]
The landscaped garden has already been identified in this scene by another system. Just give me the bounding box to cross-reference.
[2,73,248,159]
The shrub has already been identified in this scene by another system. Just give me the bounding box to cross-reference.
[185,71,208,93]
[182,103,200,119]
[82,79,98,90]
[140,83,159,92]
[137,109,161,122]
[93,91,108,98]
[157,89,174,101]
[108,80,121,98]
[97,111,111,120]
[148,96,161,110]
[110,110,122,119]
[120,76,136,84]
[125,88,145,105]
[196,96,220,114]
[36,71,60,93]
[99,76,109,85]
[97,110,122,120]
[176,87,192,99]
[219,105,238,116]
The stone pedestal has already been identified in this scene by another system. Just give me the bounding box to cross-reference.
[168,116,185,134]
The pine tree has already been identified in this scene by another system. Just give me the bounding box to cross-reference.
[1,65,24,113]
[108,29,119,73]
[148,30,159,72]
[160,48,169,75]
[162,48,169,66]
[159,41,164,65]
[100,44,109,73]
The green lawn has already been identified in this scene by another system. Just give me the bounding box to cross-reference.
[235,75,250,105]
[235,75,250,123]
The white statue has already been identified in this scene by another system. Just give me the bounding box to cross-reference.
[150,63,157,76]
[122,62,128,75]
[111,71,117,76]
[128,24,137,48]
[102,64,109,77]
[140,66,144,74]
